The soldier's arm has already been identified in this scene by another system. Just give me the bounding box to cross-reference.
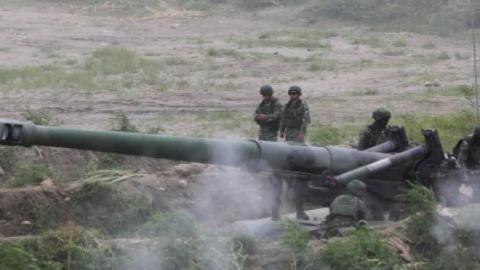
[299,102,310,133]
[265,101,283,123]
[358,199,368,220]
[357,129,372,150]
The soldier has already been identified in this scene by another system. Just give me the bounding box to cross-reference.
[324,179,368,237]
[357,108,391,150]
[279,86,311,143]
[254,85,283,141]
[455,126,480,170]
[280,86,311,220]
[454,126,480,201]
[254,85,283,220]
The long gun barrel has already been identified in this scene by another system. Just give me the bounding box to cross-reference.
[0,120,394,175]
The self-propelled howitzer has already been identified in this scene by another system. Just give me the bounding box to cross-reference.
[0,119,447,205]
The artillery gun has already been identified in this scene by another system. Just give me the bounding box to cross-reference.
[0,119,456,216]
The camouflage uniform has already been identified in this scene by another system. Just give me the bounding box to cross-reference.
[254,86,283,219]
[254,98,282,141]
[280,100,311,143]
[454,126,480,201]
[357,108,391,150]
[280,86,311,220]
[325,180,368,237]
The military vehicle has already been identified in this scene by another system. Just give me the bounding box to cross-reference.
[0,119,459,216]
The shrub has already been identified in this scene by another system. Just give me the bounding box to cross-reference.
[23,110,51,125]
[10,163,55,187]
[320,228,403,270]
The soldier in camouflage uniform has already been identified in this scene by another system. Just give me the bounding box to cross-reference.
[454,126,480,201]
[254,85,283,220]
[280,86,311,220]
[280,86,311,143]
[357,108,391,150]
[254,85,283,141]
[324,179,368,237]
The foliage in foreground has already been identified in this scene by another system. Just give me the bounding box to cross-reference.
[136,211,255,270]
[319,228,403,270]
[0,225,119,270]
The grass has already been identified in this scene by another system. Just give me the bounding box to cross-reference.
[382,49,405,56]
[422,42,436,49]
[192,111,256,138]
[318,228,403,270]
[395,111,475,151]
[392,39,407,47]
[23,110,52,125]
[0,46,169,92]
[351,37,386,48]
[110,112,138,132]
[349,88,379,96]
[71,181,152,235]
[307,58,338,72]
[309,125,359,146]
[9,163,56,187]
[19,225,119,270]
[235,30,333,49]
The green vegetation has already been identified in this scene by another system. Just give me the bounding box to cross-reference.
[382,49,405,56]
[10,163,56,187]
[351,37,386,48]
[193,111,256,138]
[136,211,251,270]
[110,112,138,132]
[6,225,119,270]
[307,58,338,72]
[23,110,52,125]
[395,111,475,151]
[319,228,403,270]
[349,88,379,96]
[0,47,167,92]
[399,183,438,258]
[309,125,358,146]
[236,30,333,49]
[314,0,468,36]
[392,39,407,47]
[422,42,436,49]
[71,181,151,235]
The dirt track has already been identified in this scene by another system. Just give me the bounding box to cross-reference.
[0,0,473,134]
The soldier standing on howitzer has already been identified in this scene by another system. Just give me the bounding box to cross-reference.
[254,85,283,220]
[357,108,391,150]
[279,85,311,220]
[454,126,480,201]
[324,179,368,238]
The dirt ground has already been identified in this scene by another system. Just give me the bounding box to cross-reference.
[0,0,473,132]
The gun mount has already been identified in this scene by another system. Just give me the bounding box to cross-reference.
[0,119,452,213]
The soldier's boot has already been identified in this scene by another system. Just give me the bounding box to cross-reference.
[295,180,309,220]
[295,205,309,220]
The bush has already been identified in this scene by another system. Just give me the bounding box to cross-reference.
[10,163,55,187]
[319,228,403,270]
[23,110,52,125]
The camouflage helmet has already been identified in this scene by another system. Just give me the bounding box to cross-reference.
[346,179,367,197]
[372,108,391,121]
[288,85,302,96]
[260,85,273,96]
